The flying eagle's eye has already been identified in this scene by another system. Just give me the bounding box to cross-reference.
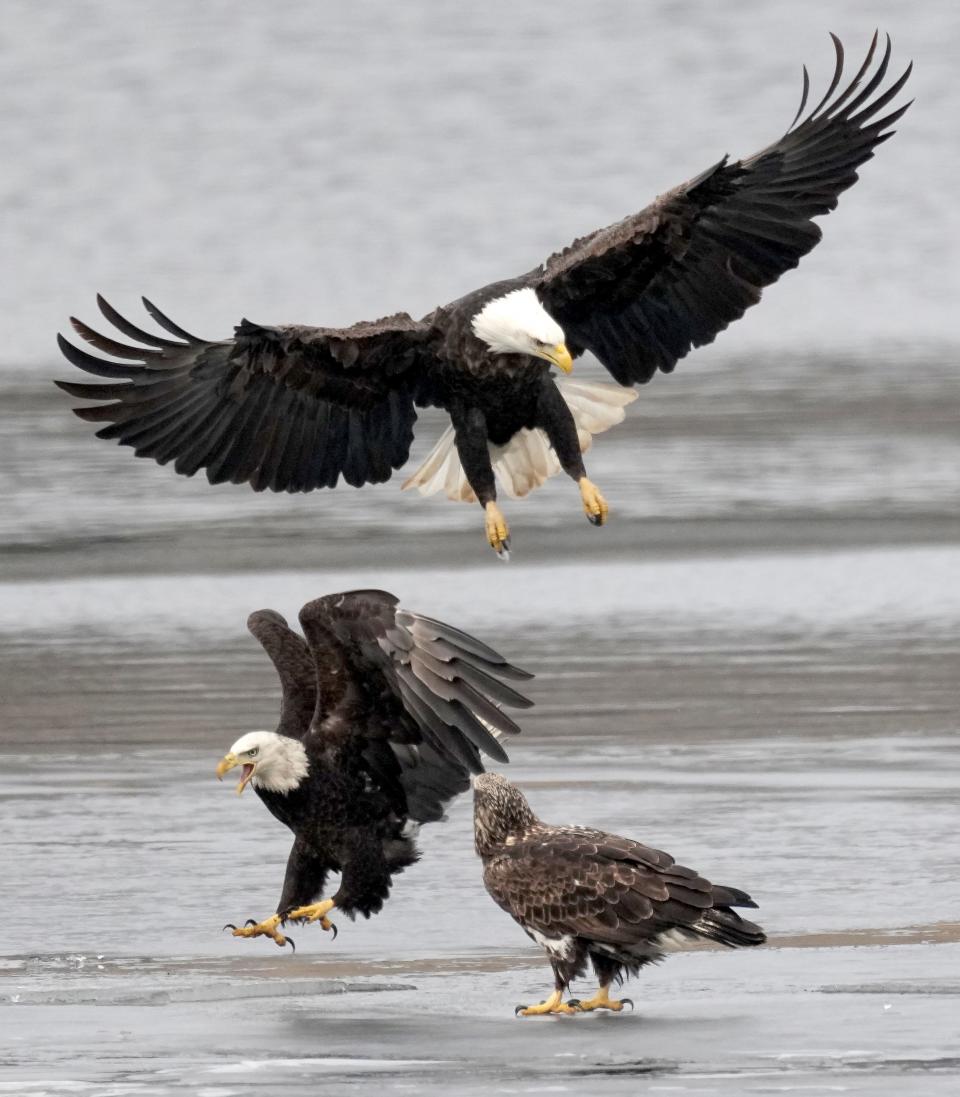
[248,747,259,758]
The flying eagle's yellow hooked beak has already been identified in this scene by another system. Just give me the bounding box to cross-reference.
[543,343,573,374]
[216,752,255,795]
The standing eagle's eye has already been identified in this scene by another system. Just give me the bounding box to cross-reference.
[247,747,259,758]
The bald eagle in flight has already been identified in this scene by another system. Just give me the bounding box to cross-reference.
[56,35,910,557]
[215,590,532,948]
[473,774,765,1015]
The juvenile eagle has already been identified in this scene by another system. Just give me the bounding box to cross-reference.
[215,590,532,948]
[57,35,909,557]
[474,774,765,1016]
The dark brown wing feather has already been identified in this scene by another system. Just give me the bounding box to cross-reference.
[484,824,761,948]
[298,591,534,823]
[246,609,317,740]
[533,34,912,385]
[55,296,433,491]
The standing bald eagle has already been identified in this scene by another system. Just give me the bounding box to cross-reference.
[56,35,909,557]
[473,774,765,1016]
[215,590,532,948]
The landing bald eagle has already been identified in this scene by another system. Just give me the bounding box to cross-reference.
[215,590,532,948]
[473,773,765,1016]
[56,35,910,557]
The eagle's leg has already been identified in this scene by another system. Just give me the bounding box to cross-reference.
[286,897,337,935]
[515,988,580,1017]
[451,406,510,557]
[567,983,633,1013]
[578,478,609,526]
[516,961,580,1016]
[536,379,609,527]
[226,913,291,948]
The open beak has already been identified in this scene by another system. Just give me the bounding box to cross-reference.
[216,752,255,795]
[544,343,573,374]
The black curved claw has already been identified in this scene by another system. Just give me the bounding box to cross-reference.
[496,539,511,562]
[223,923,237,932]
[284,935,296,954]
[567,998,582,1008]
[514,1003,528,1016]
[621,997,634,1012]
[586,513,603,527]
[328,922,338,940]
[244,918,258,927]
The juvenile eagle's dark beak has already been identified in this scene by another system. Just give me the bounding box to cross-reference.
[544,343,573,373]
[216,752,254,795]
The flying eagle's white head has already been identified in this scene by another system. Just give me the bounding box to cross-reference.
[471,288,573,373]
[215,730,309,795]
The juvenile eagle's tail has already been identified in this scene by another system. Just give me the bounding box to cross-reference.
[401,378,637,502]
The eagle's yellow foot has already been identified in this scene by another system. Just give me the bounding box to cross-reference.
[567,985,634,1013]
[224,913,292,950]
[579,477,609,527]
[484,502,511,559]
[286,898,338,938]
[514,989,580,1017]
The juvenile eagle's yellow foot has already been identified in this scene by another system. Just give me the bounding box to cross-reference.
[224,913,293,950]
[514,989,580,1017]
[286,898,338,938]
[567,986,634,1013]
[579,477,609,527]
[484,502,511,559]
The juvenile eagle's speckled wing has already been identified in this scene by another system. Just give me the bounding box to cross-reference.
[530,34,912,385]
[484,826,758,945]
[298,590,534,823]
[246,609,317,740]
[55,297,434,492]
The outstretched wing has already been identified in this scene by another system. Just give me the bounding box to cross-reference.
[531,34,911,385]
[246,609,317,740]
[55,296,434,491]
[486,826,760,946]
[298,590,534,822]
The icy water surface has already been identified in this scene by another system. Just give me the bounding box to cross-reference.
[2,554,960,1094]
[2,1,960,1093]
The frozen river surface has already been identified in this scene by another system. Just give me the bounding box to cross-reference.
[2,549,959,1095]
[2,0,960,1093]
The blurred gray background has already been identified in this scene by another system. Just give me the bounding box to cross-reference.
[2,3,960,1094]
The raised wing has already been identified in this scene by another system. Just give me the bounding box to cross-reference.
[533,34,912,385]
[298,590,534,823]
[55,296,433,491]
[246,609,317,740]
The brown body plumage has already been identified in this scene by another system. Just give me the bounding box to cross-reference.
[474,774,765,1015]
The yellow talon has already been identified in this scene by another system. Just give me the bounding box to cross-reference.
[230,913,289,948]
[484,502,511,557]
[568,985,633,1013]
[579,477,609,526]
[515,988,580,1017]
[287,898,337,933]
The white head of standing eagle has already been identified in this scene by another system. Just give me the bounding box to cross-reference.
[212,590,533,950]
[56,35,910,557]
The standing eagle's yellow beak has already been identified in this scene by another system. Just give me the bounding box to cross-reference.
[543,343,573,374]
[216,752,255,795]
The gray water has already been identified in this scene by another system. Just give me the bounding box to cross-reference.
[2,1,960,1094]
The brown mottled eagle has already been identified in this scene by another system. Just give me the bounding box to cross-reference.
[215,590,532,949]
[473,773,765,1015]
[56,36,909,558]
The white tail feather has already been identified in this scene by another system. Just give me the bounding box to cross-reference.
[402,378,637,503]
